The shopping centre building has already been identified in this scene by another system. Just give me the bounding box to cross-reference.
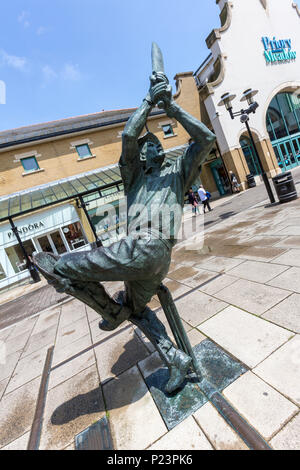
[0,0,299,290]
[194,0,300,195]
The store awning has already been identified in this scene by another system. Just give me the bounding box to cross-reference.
[0,144,188,223]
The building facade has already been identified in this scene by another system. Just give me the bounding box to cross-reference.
[0,74,205,289]
[1,0,299,289]
[194,0,300,195]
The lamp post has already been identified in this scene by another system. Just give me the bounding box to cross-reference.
[218,89,276,204]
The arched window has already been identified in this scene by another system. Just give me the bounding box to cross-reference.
[266,92,300,142]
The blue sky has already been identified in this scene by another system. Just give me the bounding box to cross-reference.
[0,0,219,131]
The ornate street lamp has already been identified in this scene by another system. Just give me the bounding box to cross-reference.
[218,89,276,204]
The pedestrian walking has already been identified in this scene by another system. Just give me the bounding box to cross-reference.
[198,185,212,213]
[188,188,200,216]
[229,171,241,193]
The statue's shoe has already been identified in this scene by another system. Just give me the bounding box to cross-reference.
[98,290,131,331]
[33,252,61,282]
[165,352,192,394]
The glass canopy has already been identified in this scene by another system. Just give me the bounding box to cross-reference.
[0,165,122,222]
[0,144,188,223]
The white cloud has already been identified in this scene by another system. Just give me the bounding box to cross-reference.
[18,11,30,28]
[61,63,81,81]
[37,26,48,36]
[41,63,82,84]
[0,50,27,71]
[42,65,57,81]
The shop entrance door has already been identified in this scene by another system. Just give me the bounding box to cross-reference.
[36,230,68,255]
[272,135,300,172]
[209,159,231,196]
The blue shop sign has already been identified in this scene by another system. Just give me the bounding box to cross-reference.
[262,36,296,64]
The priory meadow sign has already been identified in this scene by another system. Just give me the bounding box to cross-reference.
[262,36,297,64]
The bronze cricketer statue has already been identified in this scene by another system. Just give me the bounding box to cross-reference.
[34,43,215,393]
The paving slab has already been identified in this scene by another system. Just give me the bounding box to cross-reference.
[52,333,92,367]
[270,413,300,450]
[149,415,213,450]
[159,278,191,298]
[198,306,293,368]
[167,266,216,289]
[56,316,90,349]
[235,236,287,247]
[1,431,30,450]
[223,371,298,440]
[21,324,57,358]
[194,256,244,273]
[86,305,101,323]
[58,299,87,329]
[275,226,300,236]
[30,308,61,336]
[4,330,32,356]
[9,316,37,337]
[226,260,289,283]
[270,249,300,267]
[5,346,49,394]
[187,328,206,347]
[0,378,9,400]
[175,290,228,327]
[199,274,237,295]
[235,246,288,262]
[89,319,129,345]
[262,294,300,333]
[49,349,95,390]
[274,236,300,249]
[103,365,167,450]
[0,327,14,342]
[39,364,105,450]
[94,326,149,383]
[214,278,290,315]
[267,267,300,293]
[193,402,248,450]
[138,351,164,379]
[133,327,156,354]
[253,335,300,405]
[0,376,40,448]
[0,350,21,382]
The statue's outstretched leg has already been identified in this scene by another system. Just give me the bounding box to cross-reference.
[33,252,132,330]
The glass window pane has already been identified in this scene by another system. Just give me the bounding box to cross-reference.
[76,144,92,159]
[20,194,33,212]
[21,156,39,172]
[0,261,6,280]
[162,124,174,136]
[62,222,87,250]
[5,240,36,274]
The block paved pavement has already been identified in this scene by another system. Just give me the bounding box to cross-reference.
[0,195,299,450]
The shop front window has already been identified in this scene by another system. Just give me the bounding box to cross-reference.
[0,262,6,280]
[267,92,300,142]
[5,240,36,274]
[62,222,87,250]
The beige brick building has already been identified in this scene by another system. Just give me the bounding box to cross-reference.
[0,72,215,289]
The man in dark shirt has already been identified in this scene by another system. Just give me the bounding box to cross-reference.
[38,74,215,392]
